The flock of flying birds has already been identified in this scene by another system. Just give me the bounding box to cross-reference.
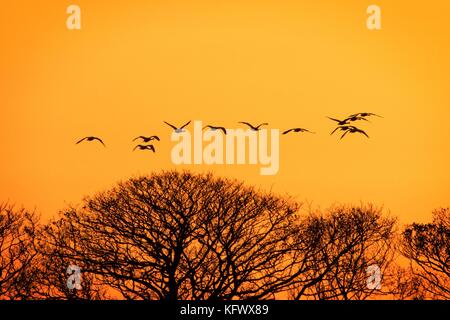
[75,112,382,152]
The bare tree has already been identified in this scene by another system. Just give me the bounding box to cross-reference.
[43,171,303,300]
[3,172,447,301]
[289,205,397,300]
[35,219,109,300]
[389,265,426,300]
[0,203,39,299]
[402,208,450,299]
[0,202,107,300]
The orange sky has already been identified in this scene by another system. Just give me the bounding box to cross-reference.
[1,0,449,223]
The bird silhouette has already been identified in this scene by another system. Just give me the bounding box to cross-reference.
[164,121,191,133]
[203,125,227,134]
[348,112,382,118]
[133,144,156,152]
[331,125,351,135]
[343,115,370,123]
[238,122,268,131]
[76,136,106,147]
[340,127,369,139]
[282,128,315,135]
[331,126,369,139]
[327,117,351,126]
[133,135,160,142]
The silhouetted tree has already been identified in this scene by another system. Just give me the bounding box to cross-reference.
[3,173,448,301]
[389,266,426,300]
[35,219,108,300]
[0,203,107,300]
[402,208,450,299]
[289,205,397,300]
[44,171,302,300]
[0,203,39,299]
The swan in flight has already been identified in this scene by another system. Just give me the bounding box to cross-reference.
[203,125,227,134]
[327,117,351,126]
[238,122,268,131]
[133,144,156,152]
[76,136,106,147]
[282,128,315,135]
[328,115,369,125]
[133,135,160,142]
[164,121,191,133]
[344,115,370,123]
[348,112,382,118]
[331,126,369,139]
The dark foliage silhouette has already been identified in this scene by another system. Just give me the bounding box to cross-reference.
[1,172,449,300]
[289,205,396,300]
[0,204,39,299]
[36,219,108,300]
[402,208,450,299]
[44,171,301,300]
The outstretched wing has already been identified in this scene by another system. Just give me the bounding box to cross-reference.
[218,127,227,134]
[150,135,160,141]
[331,126,345,135]
[327,117,342,123]
[149,145,156,152]
[356,129,370,138]
[351,112,383,118]
[340,130,350,139]
[180,121,191,129]
[282,129,293,135]
[164,121,178,130]
[256,123,269,129]
[94,137,106,146]
[238,121,254,129]
[133,136,143,142]
[75,137,87,144]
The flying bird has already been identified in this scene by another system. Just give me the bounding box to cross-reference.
[330,125,352,135]
[343,115,370,123]
[282,128,315,135]
[348,112,383,118]
[133,144,156,152]
[76,136,106,147]
[340,127,369,139]
[133,135,160,142]
[164,121,191,133]
[331,126,369,139]
[327,117,351,126]
[203,125,227,134]
[238,122,268,131]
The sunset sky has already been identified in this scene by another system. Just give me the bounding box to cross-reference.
[1,0,449,223]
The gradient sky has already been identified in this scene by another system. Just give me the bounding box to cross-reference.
[1,0,449,223]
